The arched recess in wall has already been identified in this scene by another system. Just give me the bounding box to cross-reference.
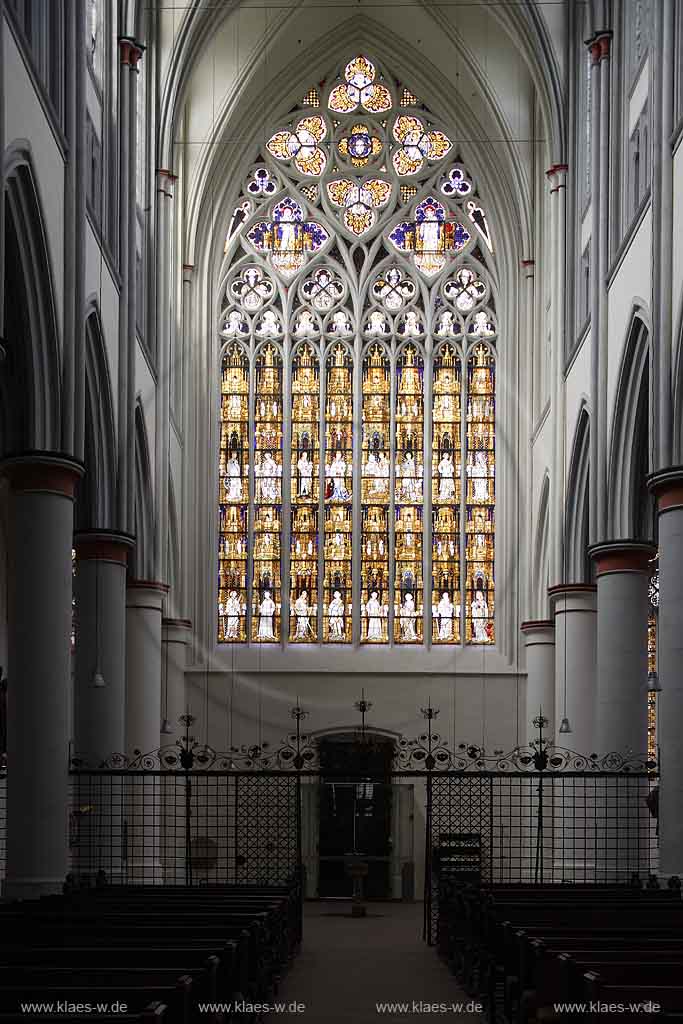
[167,474,180,616]
[2,149,60,452]
[565,405,591,582]
[133,402,154,579]
[76,307,117,532]
[671,291,683,462]
[533,474,550,618]
[608,313,653,540]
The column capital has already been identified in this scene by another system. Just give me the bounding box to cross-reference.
[126,579,169,614]
[648,466,683,513]
[74,530,135,565]
[588,540,656,576]
[520,620,555,645]
[548,583,597,597]
[162,618,193,644]
[156,168,178,199]
[0,451,84,498]
[127,578,169,593]
[119,36,145,67]
[548,583,597,614]
[546,164,568,193]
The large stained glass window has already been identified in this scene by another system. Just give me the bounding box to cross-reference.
[217,55,498,647]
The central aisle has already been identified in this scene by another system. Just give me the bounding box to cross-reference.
[263,902,481,1023]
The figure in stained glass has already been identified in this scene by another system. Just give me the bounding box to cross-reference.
[326,450,351,501]
[222,591,242,640]
[437,451,456,500]
[248,198,329,277]
[297,449,314,497]
[338,123,384,167]
[294,591,313,639]
[389,198,471,277]
[257,591,277,640]
[471,589,490,643]
[400,593,418,641]
[328,591,346,639]
[436,592,456,640]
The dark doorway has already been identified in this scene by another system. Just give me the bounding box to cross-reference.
[317,734,394,898]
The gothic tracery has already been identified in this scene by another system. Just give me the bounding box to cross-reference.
[218,55,497,645]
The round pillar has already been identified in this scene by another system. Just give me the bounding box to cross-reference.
[648,468,683,878]
[73,531,134,764]
[589,541,655,756]
[548,584,597,753]
[1,452,83,898]
[549,583,597,881]
[520,620,555,742]
[125,580,168,756]
[161,618,192,746]
[125,579,167,882]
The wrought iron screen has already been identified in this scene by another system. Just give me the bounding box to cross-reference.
[69,770,301,887]
[424,769,659,944]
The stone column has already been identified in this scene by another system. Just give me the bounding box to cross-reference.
[548,584,597,881]
[72,530,134,883]
[126,580,168,756]
[520,620,555,742]
[160,618,191,883]
[589,541,654,756]
[546,166,568,585]
[73,531,135,763]
[1,453,83,898]
[125,579,167,882]
[548,585,597,752]
[648,469,683,879]
[161,618,191,746]
[590,542,654,881]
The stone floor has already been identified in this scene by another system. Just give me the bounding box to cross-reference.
[262,901,481,1023]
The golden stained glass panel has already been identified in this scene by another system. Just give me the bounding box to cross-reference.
[291,343,320,641]
[465,344,495,643]
[395,345,424,642]
[432,344,461,643]
[361,344,390,643]
[252,344,283,642]
[323,344,353,641]
[218,343,249,642]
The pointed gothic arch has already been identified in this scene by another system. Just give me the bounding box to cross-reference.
[533,473,550,618]
[133,401,154,579]
[566,405,591,583]
[607,311,653,539]
[2,148,60,452]
[76,304,117,531]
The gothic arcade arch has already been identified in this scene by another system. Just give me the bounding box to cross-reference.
[607,313,652,539]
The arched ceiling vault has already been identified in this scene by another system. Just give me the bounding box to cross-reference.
[157,1,565,275]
